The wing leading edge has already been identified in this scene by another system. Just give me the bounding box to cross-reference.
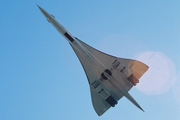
[70,38,148,116]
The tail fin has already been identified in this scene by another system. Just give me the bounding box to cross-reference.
[124,92,144,112]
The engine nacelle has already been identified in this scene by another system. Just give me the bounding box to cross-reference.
[106,95,118,107]
[112,59,139,86]
[91,80,117,107]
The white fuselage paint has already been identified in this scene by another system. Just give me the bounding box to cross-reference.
[38,5,145,113]
[48,14,107,74]
[41,8,130,98]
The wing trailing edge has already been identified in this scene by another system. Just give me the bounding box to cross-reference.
[70,38,148,115]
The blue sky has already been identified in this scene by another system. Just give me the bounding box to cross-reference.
[0,0,180,120]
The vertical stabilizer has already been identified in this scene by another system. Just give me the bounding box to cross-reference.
[124,92,144,112]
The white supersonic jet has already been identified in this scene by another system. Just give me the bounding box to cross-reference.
[37,5,149,116]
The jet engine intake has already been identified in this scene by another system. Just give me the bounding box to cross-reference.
[106,95,118,107]
[101,69,112,80]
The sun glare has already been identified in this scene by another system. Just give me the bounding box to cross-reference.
[135,51,176,95]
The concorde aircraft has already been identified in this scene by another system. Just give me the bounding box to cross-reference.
[37,5,149,116]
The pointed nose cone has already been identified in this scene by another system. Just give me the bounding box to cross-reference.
[37,5,51,19]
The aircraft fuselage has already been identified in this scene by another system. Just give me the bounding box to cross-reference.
[38,5,148,115]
